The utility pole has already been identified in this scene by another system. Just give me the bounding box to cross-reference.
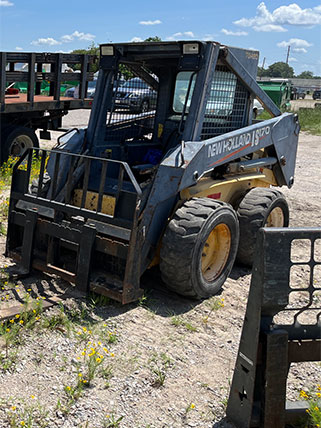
[286,45,290,64]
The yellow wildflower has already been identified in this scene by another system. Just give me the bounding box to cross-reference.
[300,390,308,399]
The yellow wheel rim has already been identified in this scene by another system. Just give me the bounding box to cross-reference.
[201,224,231,282]
[265,207,284,227]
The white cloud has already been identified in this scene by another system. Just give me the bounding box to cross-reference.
[221,28,248,36]
[277,38,312,54]
[234,2,321,32]
[273,3,321,26]
[253,24,287,32]
[0,0,14,6]
[130,37,143,42]
[166,31,195,40]
[277,38,312,49]
[139,20,161,25]
[288,57,298,62]
[15,46,23,51]
[31,38,61,46]
[55,50,72,54]
[61,31,95,43]
[292,47,307,53]
[31,31,95,47]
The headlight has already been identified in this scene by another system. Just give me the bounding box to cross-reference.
[128,92,140,98]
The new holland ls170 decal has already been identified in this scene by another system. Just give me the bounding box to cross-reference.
[207,125,271,167]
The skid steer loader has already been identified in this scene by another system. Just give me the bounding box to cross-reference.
[6,41,300,304]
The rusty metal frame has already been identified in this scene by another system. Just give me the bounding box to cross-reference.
[227,227,321,428]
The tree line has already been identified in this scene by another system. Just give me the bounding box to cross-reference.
[258,62,320,79]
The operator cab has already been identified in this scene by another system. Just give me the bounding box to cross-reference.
[86,42,255,173]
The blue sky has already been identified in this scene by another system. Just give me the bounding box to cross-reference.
[0,0,320,75]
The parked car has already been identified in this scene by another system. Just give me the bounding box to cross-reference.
[65,80,97,98]
[296,88,306,99]
[113,77,157,113]
[313,89,321,100]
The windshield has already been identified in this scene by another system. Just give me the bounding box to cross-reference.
[173,72,196,113]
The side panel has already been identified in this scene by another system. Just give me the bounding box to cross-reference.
[161,113,299,189]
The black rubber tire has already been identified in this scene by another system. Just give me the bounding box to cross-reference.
[159,198,239,299]
[236,187,289,267]
[2,126,39,161]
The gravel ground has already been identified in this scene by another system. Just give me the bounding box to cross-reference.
[0,125,320,427]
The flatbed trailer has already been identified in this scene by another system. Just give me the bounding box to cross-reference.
[0,51,97,163]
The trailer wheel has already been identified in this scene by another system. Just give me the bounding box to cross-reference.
[236,187,289,266]
[3,126,39,161]
[160,198,239,299]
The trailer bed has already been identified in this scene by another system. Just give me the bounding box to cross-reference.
[3,93,93,113]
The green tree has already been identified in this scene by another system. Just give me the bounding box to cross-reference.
[70,42,100,72]
[257,66,269,77]
[296,70,314,79]
[265,62,294,78]
[144,36,162,42]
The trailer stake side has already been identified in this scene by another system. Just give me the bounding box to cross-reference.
[1,51,97,164]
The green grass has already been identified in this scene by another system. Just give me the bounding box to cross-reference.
[257,107,321,136]
[0,154,46,235]
[297,108,321,135]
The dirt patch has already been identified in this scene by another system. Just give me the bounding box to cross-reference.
[0,132,320,428]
